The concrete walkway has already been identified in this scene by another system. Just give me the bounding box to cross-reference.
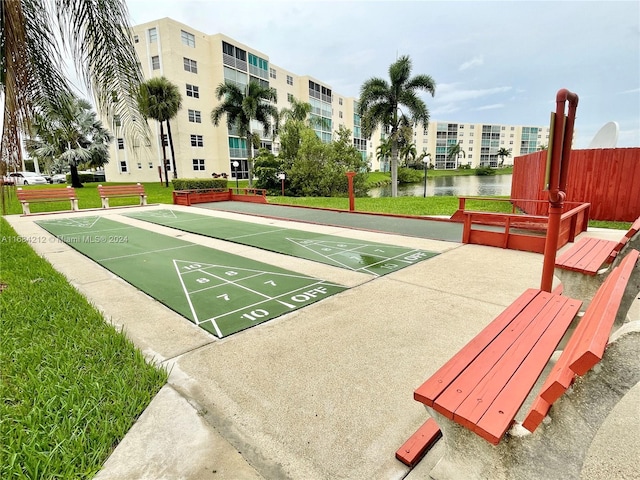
[5,205,638,480]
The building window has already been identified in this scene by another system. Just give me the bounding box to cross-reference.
[183,57,198,73]
[190,134,204,147]
[113,115,121,127]
[188,109,201,123]
[151,55,160,70]
[134,35,139,43]
[181,30,195,47]
[339,111,343,119]
[270,67,276,79]
[287,93,293,102]
[148,162,154,169]
[339,98,343,105]
[186,84,199,98]
[120,160,128,173]
[117,138,124,149]
[148,27,157,43]
[192,159,205,171]
[286,75,293,86]
[137,162,142,169]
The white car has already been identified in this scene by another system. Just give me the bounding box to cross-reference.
[9,171,48,185]
[51,173,68,184]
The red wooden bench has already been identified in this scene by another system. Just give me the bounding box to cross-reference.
[555,216,640,276]
[522,249,639,432]
[554,216,640,306]
[16,186,78,215]
[399,249,639,477]
[97,183,147,208]
[414,289,582,445]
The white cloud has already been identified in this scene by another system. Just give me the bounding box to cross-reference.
[475,104,505,111]
[459,55,484,72]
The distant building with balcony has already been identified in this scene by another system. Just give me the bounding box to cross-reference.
[103,17,551,182]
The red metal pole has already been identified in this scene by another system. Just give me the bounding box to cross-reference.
[346,171,356,212]
[540,89,579,292]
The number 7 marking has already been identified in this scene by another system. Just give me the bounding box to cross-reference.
[217,293,230,301]
[264,280,277,286]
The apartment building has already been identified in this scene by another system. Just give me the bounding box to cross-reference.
[103,17,549,182]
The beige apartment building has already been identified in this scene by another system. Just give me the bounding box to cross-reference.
[103,17,549,183]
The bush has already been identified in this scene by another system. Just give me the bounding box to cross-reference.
[172,178,228,190]
[397,167,423,183]
[475,167,496,176]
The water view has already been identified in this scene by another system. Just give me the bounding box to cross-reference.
[368,174,513,198]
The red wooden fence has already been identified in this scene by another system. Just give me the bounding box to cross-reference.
[512,148,640,222]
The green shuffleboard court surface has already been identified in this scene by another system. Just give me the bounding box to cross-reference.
[36,216,347,338]
[125,209,438,276]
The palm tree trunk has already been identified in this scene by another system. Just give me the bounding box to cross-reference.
[391,142,399,197]
[247,133,254,188]
[159,121,168,187]
[70,163,83,188]
[166,120,178,179]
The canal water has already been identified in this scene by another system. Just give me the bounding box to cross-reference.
[368,174,513,198]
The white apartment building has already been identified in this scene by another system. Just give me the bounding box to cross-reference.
[103,17,549,182]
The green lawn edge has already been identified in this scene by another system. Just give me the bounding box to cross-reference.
[0,217,168,479]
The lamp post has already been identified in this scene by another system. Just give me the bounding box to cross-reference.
[422,154,431,198]
[232,161,239,190]
[278,172,286,196]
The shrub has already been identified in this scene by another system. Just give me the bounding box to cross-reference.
[172,178,228,190]
[475,167,496,176]
[397,167,423,183]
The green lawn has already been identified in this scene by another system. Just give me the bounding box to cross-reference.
[0,218,168,479]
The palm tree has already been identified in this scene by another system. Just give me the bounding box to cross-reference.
[400,142,417,167]
[211,81,278,188]
[24,94,113,187]
[376,137,392,172]
[280,97,313,124]
[497,147,512,166]
[447,143,466,169]
[137,77,183,185]
[1,0,145,173]
[358,55,436,196]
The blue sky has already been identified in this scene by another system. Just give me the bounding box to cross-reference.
[126,0,639,148]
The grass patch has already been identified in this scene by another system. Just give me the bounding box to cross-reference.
[0,218,168,479]
[267,195,515,216]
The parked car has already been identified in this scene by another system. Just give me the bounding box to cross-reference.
[1,175,15,186]
[42,174,53,184]
[8,171,48,185]
[51,173,68,184]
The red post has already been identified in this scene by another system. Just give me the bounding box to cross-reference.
[346,171,356,212]
[540,89,579,292]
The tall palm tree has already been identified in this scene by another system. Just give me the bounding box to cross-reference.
[447,143,466,169]
[24,94,113,187]
[400,142,417,167]
[497,147,512,166]
[211,81,277,188]
[358,55,436,196]
[137,77,183,185]
[1,0,145,173]
[280,97,313,124]
[376,137,392,172]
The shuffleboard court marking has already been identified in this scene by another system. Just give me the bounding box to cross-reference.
[36,215,348,338]
[98,244,198,262]
[124,209,439,276]
[36,216,102,229]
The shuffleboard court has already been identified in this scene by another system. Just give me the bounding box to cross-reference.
[36,216,347,338]
[125,209,438,276]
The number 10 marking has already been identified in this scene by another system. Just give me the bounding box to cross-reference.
[242,309,269,322]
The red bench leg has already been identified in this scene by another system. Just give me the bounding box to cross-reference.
[395,418,442,467]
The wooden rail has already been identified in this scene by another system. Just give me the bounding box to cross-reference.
[453,197,590,254]
[173,188,267,206]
